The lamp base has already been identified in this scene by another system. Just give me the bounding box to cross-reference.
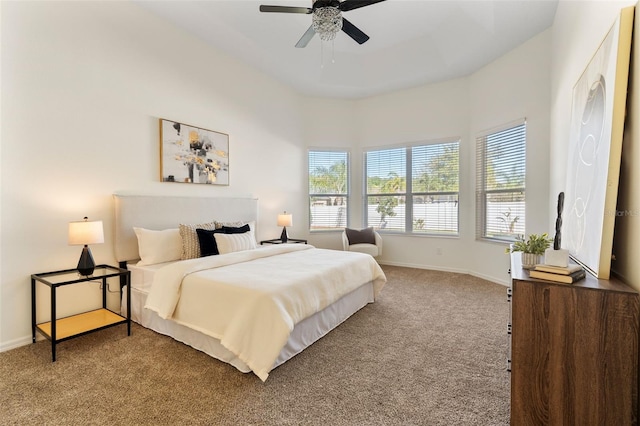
[280,227,288,243]
[77,245,96,276]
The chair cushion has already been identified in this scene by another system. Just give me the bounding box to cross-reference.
[348,243,379,257]
[345,227,376,245]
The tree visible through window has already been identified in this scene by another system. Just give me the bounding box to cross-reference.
[365,140,459,234]
[412,143,459,233]
[308,150,349,230]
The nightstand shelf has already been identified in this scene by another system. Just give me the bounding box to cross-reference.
[36,308,125,341]
[31,264,131,361]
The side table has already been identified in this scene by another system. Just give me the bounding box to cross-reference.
[31,264,131,361]
[260,238,307,245]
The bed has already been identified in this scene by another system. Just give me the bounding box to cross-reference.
[114,194,386,381]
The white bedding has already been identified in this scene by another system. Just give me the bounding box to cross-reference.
[144,244,386,381]
[124,282,375,374]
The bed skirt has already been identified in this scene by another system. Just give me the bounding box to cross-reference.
[122,282,375,374]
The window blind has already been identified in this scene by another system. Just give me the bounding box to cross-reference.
[365,148,407,231]
[412,142,459,234]
[365,140,459,234]
[308,150,349,230]
[476,121,526,241]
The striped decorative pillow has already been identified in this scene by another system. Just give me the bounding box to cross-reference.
[214,232,257,254]
[179,221,216,259]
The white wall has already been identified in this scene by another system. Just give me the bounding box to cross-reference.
[300,97,358,251]
[550,0,639,289]
[1,1,553,351]
[349,31,551,284]
[0,1,306,350]
[353,77,473,272]
[468,30,552,282]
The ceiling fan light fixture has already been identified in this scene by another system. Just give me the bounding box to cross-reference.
[312,7,343,41]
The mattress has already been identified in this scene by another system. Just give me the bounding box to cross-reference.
[123,262,375,374]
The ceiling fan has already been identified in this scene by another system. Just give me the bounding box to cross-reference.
[259,0,386,48]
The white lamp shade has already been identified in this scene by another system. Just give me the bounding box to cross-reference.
[277,213,292,227]
[68,220,104,245]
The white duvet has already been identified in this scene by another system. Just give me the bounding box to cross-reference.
[144,244,386,381]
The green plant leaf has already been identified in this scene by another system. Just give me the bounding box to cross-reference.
[507,233,552,255]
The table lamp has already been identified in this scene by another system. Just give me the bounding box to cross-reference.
[68,217,104,276]
[277,211,292,243]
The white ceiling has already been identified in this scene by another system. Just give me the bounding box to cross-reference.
[135,0,558,99]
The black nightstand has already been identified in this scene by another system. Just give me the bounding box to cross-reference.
[260,238,307,245]
[31,264,131,361]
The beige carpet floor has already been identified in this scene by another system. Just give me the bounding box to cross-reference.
[0,265,510,425]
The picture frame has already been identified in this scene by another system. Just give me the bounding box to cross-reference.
[562,7,634,279]
[159,119,229,185]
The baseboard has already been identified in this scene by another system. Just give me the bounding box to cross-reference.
[0,335,32,353]
[378,260,509,287]
[379,260,466,274]
[469,271,510,287]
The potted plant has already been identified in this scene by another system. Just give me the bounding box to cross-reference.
[506,233,553,269]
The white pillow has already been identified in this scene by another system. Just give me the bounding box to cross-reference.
[133,227,182,266]
[214,232,257,254]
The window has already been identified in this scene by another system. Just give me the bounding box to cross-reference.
[364,140,459,234]
[308,150,349,231]
[476,120,526,242]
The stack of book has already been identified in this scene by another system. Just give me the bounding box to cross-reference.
[529,263,586,284]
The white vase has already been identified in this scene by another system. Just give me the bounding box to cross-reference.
[521,252,541,269]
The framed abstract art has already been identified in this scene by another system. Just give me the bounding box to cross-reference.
[562,7,634,279]
[159,119,229,185]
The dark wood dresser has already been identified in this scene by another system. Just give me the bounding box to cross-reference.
[510,255,639,425]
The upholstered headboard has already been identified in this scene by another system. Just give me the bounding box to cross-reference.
[113,194,258,263]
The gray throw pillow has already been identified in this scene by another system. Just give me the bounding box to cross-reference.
[345,227,375,245]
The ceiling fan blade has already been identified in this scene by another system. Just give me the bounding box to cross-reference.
[341,18,369,44]
[339,0,386,12]
[295,25,316,48]
[259,5,312,14]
